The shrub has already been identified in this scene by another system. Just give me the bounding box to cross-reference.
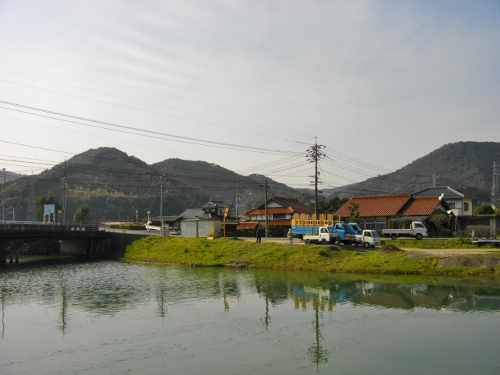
[474,204,495,215]
[467,225,491,238]
[380,244,402,253]
[318,249,330,257]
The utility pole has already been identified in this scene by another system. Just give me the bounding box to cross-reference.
[160,173,165,236]
[260,180,270,238]
[306,138,325,216]
[2,168,5,223]
[492,161,499,210]
[26,173,35,221]
[264,180,268,238]
[61,158,67,224]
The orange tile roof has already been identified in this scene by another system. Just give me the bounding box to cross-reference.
[268,220,292,227]
[334,195,412,218]
[402,197,442,216]
[246,207,294,215]
[236,221,259,230]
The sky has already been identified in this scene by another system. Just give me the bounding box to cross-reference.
[1,0,499,191]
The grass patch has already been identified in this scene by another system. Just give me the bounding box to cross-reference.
[123,237,499,277]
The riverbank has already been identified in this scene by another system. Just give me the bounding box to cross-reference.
[122,236,500,277]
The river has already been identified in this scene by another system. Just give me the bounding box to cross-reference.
[1,258,499,374]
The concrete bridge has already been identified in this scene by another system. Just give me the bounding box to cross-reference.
[0,222,139,265]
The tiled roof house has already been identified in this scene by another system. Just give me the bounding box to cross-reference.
[412,186,473,216]
[334,194,451,232]
[243,197,312,228]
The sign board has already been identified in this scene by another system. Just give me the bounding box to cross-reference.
[44,204,56,216]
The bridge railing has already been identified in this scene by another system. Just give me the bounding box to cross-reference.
[0,221,101,232]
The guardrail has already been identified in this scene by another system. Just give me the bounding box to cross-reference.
[0,221,101,232]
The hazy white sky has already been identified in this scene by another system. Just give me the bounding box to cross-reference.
[1,0,498,189]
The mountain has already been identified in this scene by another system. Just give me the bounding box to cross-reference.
[3,142,498,221]
[0,170,25,184]
[329,141,500,203]
[2,148,301,221]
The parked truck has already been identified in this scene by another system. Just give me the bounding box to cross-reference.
[382,221,428,240]
[292,225,329,240]
[351,229,381,248]
[332,223,358,244]
[302,226,339,245]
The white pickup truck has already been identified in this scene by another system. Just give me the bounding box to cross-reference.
[351,230,381,248]
[382,221,428,240]
[145,220,166,232]
[303,226,339,245]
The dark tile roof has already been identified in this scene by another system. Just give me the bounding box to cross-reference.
[412,186,466,199]
[179,208,210,219]
[249,196,312,214]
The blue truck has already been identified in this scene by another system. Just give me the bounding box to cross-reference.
[331,223,358,244]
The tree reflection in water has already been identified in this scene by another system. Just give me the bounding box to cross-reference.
[308,300,328,370]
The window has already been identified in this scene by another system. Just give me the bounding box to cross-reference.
[464,202,469,212]
[448,203,455,209]
[273,214,287,219]
[364,219,386,231]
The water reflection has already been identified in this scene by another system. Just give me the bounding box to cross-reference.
[2,263,500,317]
[1,260,500,373]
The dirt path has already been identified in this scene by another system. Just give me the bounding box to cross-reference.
[401,248,500,257]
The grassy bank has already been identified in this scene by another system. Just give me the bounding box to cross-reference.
[123,237,499,277]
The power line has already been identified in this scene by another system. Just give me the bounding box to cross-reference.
[0,100,303,156]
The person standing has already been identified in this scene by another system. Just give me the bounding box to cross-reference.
[287,229,293,246]
[256,225,261,243]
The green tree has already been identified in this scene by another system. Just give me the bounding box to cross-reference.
[74,204,90,222]
[348,202,360,223]
[429,213,449,236]
[35,194,62,220]
[474,204,495,215]
[317,197,349,215]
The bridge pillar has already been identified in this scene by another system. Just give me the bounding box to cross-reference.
[0,241,5,266]
[0,242,18,266]
[9,247,19,265]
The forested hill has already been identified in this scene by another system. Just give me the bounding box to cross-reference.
[331,141,499,203]
[4,142,498,221]
[3,148,300,221]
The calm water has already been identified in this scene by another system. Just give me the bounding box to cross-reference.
[1,258,500,375]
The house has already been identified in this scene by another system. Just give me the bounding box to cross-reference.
[334,194,452,235]
[243,197,312,234]
[333,195,412,231]
[178,200,237,237]
[412,186,473,217]
[150,215,182,234]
